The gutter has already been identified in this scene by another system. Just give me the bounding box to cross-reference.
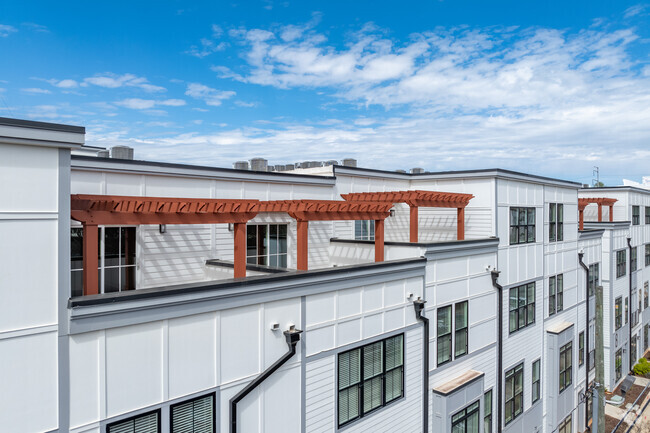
[578,252,591,431]
[229,326,302,433]
[627,237,633,371]
[491,270,503,433]
[413,298,429,433]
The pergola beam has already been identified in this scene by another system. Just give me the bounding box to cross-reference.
[578,197,617,230]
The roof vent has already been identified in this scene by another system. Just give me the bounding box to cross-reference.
[110,146,134,160]
[410,167,424,174]
[233,161,249,170]
[342,158,357,167]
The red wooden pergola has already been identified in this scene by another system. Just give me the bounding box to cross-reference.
[71,195,392,295]
[578,197,617,230]
[340,190,474,242]
[255,200,393,270]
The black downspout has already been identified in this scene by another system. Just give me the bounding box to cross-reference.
[229,327,303,433]
[578,252,591,431]
[414,298,429,433]
[628,237,633,372]
[491,270,503,433]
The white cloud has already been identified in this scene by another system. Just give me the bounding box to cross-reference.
[0,24,17,37]
[185,83,235,106]
[624,4,646,18]
[53,79,79,88]
[22,22,49,33]
[114,98,186,110]
[21,88,51,94]
[186,24,227,58]
[83,73,166,92]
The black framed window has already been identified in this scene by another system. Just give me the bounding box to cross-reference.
[170,393,215,433]
[354,220,375,241]
[246,224,288,268]
[588,263,600,297]
[615,349,623,381]
[559,342,572,393]
[632,247,638,271]
[558,415,572,433]
[532,359,540,403]
[509,207,536,245]
[504,363,523,424]
[451,400,480,433]
[454,301,468,359]
[646,245,650,267]
[616,250,626,278]
[625,297,629,324]
[71,226,136,297]
[633,206,640,225]
[509,282,535,333]
[484,390,493,433]
[549,274,563,316]
[579,332,585,366]
[615,297,622,329]
[646,207,650,225]
[645,282,649,309]
[437,306,452,365]
[107,410,160,433]
[337,334,404,427]
[549,203,564,242]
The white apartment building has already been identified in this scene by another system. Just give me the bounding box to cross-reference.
[1,116,641,433]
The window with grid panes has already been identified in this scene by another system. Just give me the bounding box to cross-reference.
[509,207,536,245]
[337,334,404,427]
[579,332,584,366]
[451,400,480,433]
[484,390,493,433]
[615,349,623,381]
[532,359,540,403]
[437,305,452,365]
[246,224,287,268]
[617,250,627,278]
[509,282,535,333]
[170,393,214,433]
[633,206,640,225]
[559,341,572,393]
[549,274,563,316]
[549,203,564,242]
[615,297,622,329]
[645,282,649,309]
[70,226,136,297]
[504,363,523,424]
[646,245,650,267]
[632,247,638,271]
[646,207,650,225]
[589,263,600,297]
[625,297,629,324]
[455,301,468,358]
[107,410,160,433]
[558,415,572,433]
[354,220,375,241]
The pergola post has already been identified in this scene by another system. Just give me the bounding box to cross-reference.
[457,207,465,241]
[597,204,603,222]
[375,219,385,262]
[579,209,584,231]
[233,222,247,278]
[82,223,99,296]
[609,205,614,221]
[297,220,309,271]
[409,205,418,243]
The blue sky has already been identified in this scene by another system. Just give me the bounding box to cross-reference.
[1,1,649,185]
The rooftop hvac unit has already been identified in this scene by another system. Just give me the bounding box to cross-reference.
[324,160,338,166]
[97,150,110,158]
[410,167,424,174]
[284,163,295,171]
[233,161,249,170]
[110,145,134,160]
[249,158,268,172]
[395,169,407,173]
[274,164,286,171]
[342,158,357,167]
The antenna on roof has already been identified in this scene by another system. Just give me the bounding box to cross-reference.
[592,166,600,187]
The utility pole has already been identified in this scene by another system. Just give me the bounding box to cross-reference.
[594,284,605,433]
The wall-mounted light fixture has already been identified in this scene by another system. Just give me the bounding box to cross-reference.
[159,224,166,234]
[228,223,234,232]
[389,208,396,217]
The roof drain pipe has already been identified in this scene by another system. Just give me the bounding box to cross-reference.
[491,270,503,433]
[578,251,591,431]
[229,326,303,433]
[627,237,634,373]
[413,298,429,433]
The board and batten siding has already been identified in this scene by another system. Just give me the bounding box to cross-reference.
[305,327,423,433]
